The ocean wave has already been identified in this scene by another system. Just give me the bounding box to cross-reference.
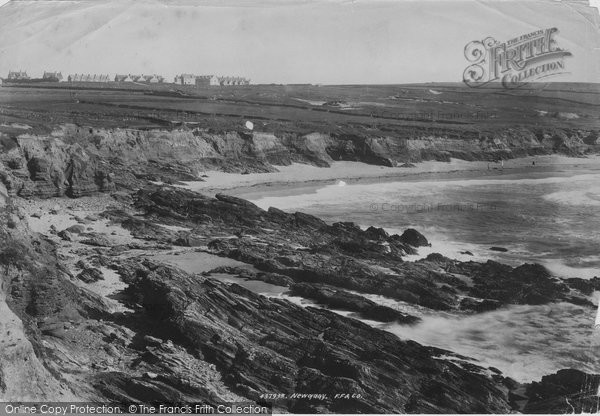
[252,172,600,212]
[543,185,600,207]
[544,258,600,280]
[382,302,599,383]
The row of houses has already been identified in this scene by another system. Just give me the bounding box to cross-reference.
[68,74,164,83]
[44,71,63,81]
[113,74,165,83]
[68,74,110,82]
[7,70,63,81]
[174,74,250,86]
[7,70,30,80]
[4,70,251,86]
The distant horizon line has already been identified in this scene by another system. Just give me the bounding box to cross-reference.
[2,76,599,88]
[4,70,600,87]
[4,70,250,78]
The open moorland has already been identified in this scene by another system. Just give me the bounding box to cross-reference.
[1,82,599,134]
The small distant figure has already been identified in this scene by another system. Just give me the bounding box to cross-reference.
[501,159,504,169]
[487,163,490,170]
[532,161,536,166]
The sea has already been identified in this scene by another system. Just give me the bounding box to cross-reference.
[240,164,600,383]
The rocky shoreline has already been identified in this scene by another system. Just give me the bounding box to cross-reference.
[0,97,598,411]
[0,123,598,200]
[1,179,599,412]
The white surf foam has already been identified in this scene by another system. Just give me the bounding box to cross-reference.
[252,173,600,212]
[543,185,600,207]
[382,302,599,383]
[544,259,600,280]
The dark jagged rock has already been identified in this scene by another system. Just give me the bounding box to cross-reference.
[523,369,600,414]
[65,224,86,234]
[490,246,508,252]
[115,214,180,242]
[76,267,104,283]
[119,259,516,413]
[289,282,419,324]
[80,235,112,247]
[174,234,206,247]
[424,252,447,263]
[135,187,415,258]
[136,187,267,226]
[209,237,455,310]
[130,187,593,312]
[266,206,291,223]
[205,266,295,287]
[563,276,600,295]
[363,226,389,241]
[215,194,263,212]
[469,263,566,305]
[57,229,73,241]
[398,228,430,247]
[93,370,221,405]
[293,212,327,229]
[417,255,589,307]
[567,296,595,307]
[75,259,89,269]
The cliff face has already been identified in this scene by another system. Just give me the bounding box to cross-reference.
[0,201,92,400]
[0,124,597,198]
[326,127,595,164]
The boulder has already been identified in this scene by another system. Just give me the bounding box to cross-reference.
[65,224,86,234]
[363,226,389,241]
[490,246,508,252]
[77,267,104,283]
[81,235,112,247]
[57,230,73,242]
[399,229,430,247]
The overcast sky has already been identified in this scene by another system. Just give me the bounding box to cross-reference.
[0,0,598,84]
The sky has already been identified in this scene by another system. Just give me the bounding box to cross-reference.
[0,0,598,84]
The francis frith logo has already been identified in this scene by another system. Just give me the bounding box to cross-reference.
[463,28,572,88]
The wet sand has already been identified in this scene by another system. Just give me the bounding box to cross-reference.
[178,155,600,200]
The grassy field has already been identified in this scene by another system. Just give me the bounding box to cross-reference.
[0,82,598,136]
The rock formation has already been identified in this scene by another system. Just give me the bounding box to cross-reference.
[0,181,598,412]
[0,124,597,199]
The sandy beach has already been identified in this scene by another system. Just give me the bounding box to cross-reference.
[178,155,600,199]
